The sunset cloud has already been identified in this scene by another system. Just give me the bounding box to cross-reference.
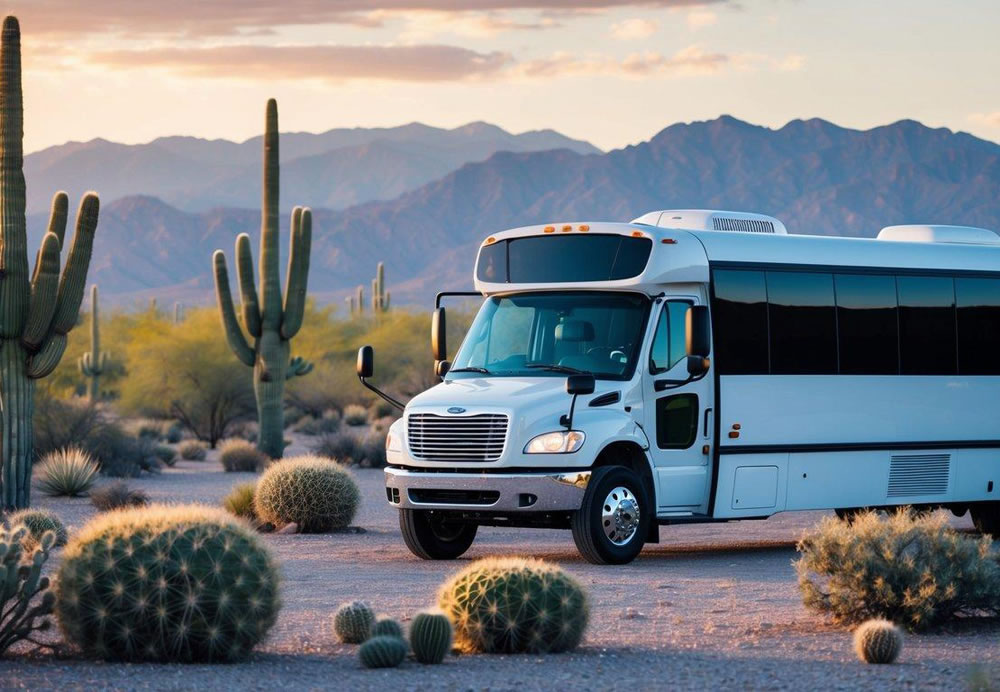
[610,18,659,40]
[515,45,727,78]
[686,10,717,28]
[969,112,1000,128]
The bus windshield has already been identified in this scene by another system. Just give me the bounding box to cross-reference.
[449,292,650,381]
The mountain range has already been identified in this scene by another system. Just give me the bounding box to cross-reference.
[25,116,1000,310]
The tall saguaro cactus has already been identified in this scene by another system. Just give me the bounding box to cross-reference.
[372,262,389,312]
[213,99,313,459]
[0,17,99,509]
[78,284,107,402]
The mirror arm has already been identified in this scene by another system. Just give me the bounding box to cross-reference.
[357,375,406,411]
[559,394,580,430]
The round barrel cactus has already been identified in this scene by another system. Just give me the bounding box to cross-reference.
[854,619,903,664]
[372,617,404,640]
[5,508,67,549]
[55,504,280,662]
[254,455,359,532]
[359,635,407,669]
[438,557,589,654]
[409,611,452,664]
[334,600,375,643]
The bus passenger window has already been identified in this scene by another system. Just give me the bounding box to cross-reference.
[897,276,957,375]
[835,274,899,375]
[649,302,690,374]
[956,278,1000,375]
[711,270,769,375]
[766,271,837,374]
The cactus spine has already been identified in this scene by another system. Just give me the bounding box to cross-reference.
[0,17,99,509]
[213,99,313,459]
[409,611,452,664]
[77,285,108,402]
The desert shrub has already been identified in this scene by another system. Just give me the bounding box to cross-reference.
[223,482,258,522]
[5,509,68,550]
[152,445,177,467]
[0,526,56,656]
[81,422,158,478]
[219,439,268,473]
[55,505,280,662]
[89,481,149,512]
[254,456,359,532]
[178,440,207,461]
[359,635,407,669]
[33,389,103,458]
[312,434,359,464]
[409,611,452,664]
[136,423,164,441]
[371,617,404,640]
[357,433,387,468]
[853,619,903,664]
[795,510,1000,630]
[438,557,589,654]
[342,405,369,427]
[34,448,99,497]
[164,423,184,444]
[333,601,374,643]
[370,416,396,434]
[283,407,307,428]
[369,400,395,420]
[293,414,340,436]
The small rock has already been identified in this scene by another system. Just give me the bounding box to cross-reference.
[276,522,299,534]
[623,607,645,619]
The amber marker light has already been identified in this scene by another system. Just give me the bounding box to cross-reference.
[485,236,496,244]
[631,231,644,238]
[543,226,555,233]
[562,225,572,232]
[579,225,589,232]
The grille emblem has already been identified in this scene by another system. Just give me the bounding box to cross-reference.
[447,407,466,414]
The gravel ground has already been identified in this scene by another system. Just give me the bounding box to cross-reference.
[4,436,999,691]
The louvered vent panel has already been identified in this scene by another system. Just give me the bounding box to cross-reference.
[408,413,509,462]
[712,217,776,233]
[886,454,950,497]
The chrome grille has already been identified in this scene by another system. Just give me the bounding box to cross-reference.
[408,413,509,462]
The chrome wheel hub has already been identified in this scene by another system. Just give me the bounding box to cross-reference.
[602,486,640,546]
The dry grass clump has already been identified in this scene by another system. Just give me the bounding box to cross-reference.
[342,404,369,427]
[219,439,268,472]
[312,433,386,468]
[34,448,99,497]
[5,508,68,550]
[293,412,340,436]
[89,481,149,512]
[223,482,258,522]
[795,509,1000,631]
[254,455,359,532]
[178,440,207,461]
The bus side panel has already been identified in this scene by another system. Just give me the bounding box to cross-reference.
[712,453,789,519]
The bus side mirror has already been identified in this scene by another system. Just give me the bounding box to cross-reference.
[435,360,451,378]
[686,305,711,358]
[357,345,374,379]
[566,374,595,396]
[431,307,447,362]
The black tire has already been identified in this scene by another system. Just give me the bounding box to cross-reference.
[971,502,1000,538]
[571,465,649,565]
[399,509,477,560]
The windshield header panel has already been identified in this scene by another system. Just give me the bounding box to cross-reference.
[477,234,653,285]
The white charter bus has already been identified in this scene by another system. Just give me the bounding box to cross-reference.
[357,210,1000,564]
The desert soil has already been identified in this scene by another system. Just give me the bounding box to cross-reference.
[4,435,998,691]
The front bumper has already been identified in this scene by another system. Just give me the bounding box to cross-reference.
[384,467,591,512]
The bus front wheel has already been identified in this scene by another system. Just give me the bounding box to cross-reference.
[399,509,477,560]
[571,465,649,565]
[971,503,1000,538]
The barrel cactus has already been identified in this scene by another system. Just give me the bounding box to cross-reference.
[5,508,67,549]
[371,617,404,640]
[77,285,108,403]
[438,557,589,654]
[0,16,100,510]
[853,619,903,664]
[0,525,56,655]
[359,635,407,669]
[55,505,280,662]
[333,600,374,644]
[409,611,452,664]
[212,98,313,459]
[254,455,359,532]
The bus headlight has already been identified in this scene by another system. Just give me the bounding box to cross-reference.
[385,423,403,453]
[524,430,585,454]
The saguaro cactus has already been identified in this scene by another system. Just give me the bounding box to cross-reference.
[77,284,108,402]
[173,301,184,324]
[0,17,99,509]
[213,99,312,459]
[372,262,389,312]
[356,285,364,314]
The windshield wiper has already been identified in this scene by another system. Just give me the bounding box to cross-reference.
[448,366,491,374]
[525,363,590,375]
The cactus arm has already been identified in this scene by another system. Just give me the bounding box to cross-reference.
[46,191,67,248]
[235,233,261,338]
[47,193,98,337]
[213,250,255,367]
[285,356,313,379]
[0,16,28,339]
[281,207,311,339]
[258,98,282,330]
[21,233,60,350]
[26,333,66,378]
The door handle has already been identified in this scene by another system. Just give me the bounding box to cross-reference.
[703,408,713,437]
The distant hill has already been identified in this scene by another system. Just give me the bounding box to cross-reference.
[27,116,1000,309]
[24,121,601,214]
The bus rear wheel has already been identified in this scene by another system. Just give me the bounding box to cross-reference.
[399,509,477,560]
[971,503,1000,538]
[571,465,649,565]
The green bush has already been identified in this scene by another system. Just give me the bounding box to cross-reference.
[359,635,407,669]
[55,505,280,662]
[0,526,56,656]
[223,482,258,522]
[34,448,99,497]
[358,433,387,468]
[89,481,149,512]
[81,422,157,478]
[293,414,341,436]
[136,423,164,441]
[853,619,903,664]
[152,445,177,467]
[312,433,385,468]
[219,439,268,473]
[254,456,359,532]
[342,405,369,427]
[5,509,68,550]
[795,510,1000,630]
[333,601,374,643]
[33,390,103,458]
[178,440,207,461]
[369,400,395,420]
[164,423,184,444]
[438,557,589,654]
[409,611,452,664]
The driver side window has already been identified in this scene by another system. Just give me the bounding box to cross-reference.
[650,301,690,374]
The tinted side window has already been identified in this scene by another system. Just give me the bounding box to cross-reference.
[766,271,837,374]
[505,235,652,283]
[835,274,899,375]
[476,241,507,282]
[656,394,699,449]
[712,270,769,375]
[956,278,1000,375]
[650,302,690,374]
[897,276,956,375]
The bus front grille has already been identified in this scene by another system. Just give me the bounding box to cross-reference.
[408,413,509,462]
